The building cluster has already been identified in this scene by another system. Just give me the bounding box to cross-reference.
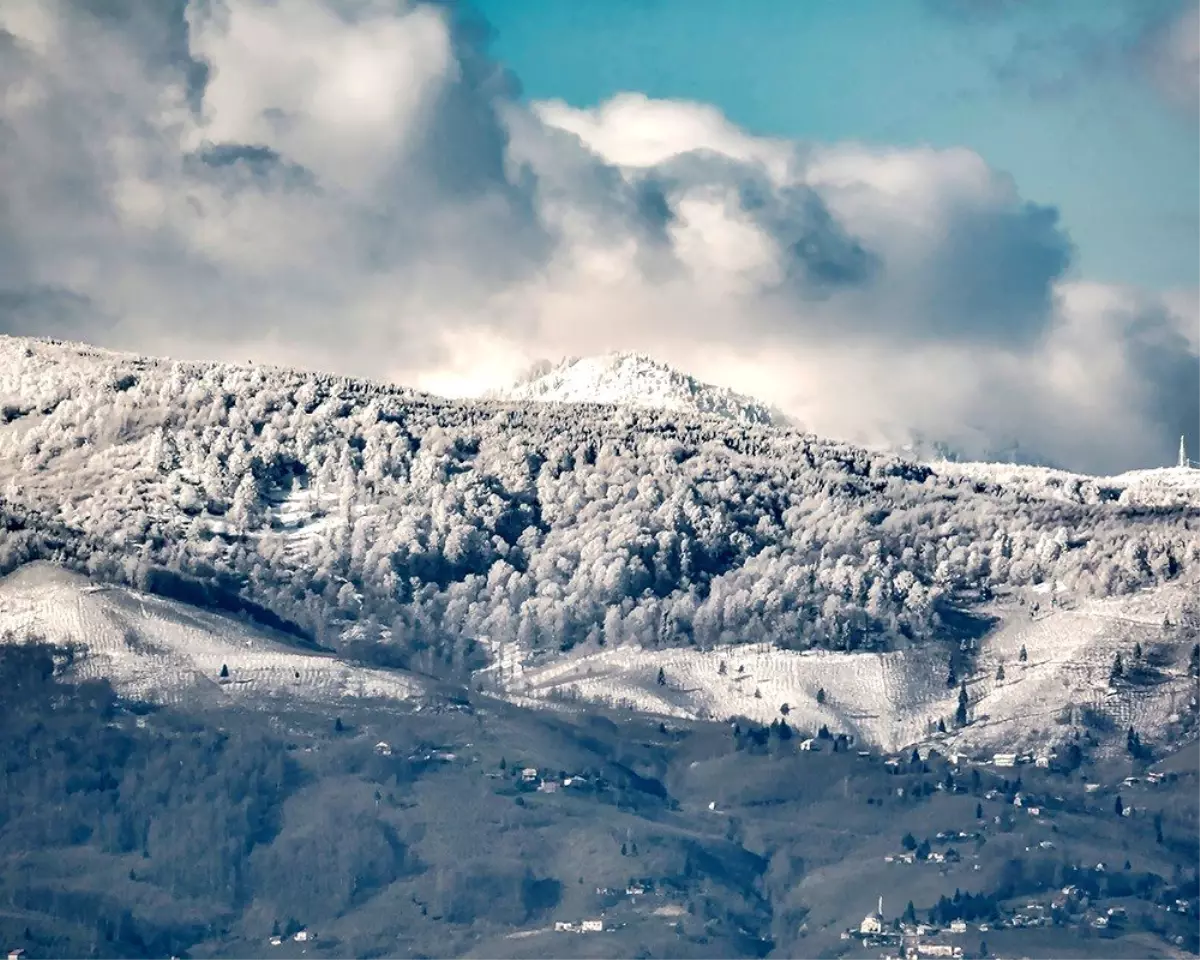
[553,919,604,933]
[268,929,314,947]
[846,899,969,957]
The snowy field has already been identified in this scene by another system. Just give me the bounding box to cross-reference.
[0,562,424,708]
[479,579,1199,755]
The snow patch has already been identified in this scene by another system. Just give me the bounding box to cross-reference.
[0,562,424,707]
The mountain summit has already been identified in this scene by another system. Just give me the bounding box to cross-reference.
[487,352,793,428]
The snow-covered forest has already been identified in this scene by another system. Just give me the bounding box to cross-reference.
[1,336,1197,679]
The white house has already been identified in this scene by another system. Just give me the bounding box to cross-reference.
[949,919,968,933]
[554,921,576,932]
[581,919,603,933]
[860,897,885,934]
[374,741,392,756]
[992,753,1017,767]
[521,767,538,782]
[799,738,817,751]
[293,931,311,943]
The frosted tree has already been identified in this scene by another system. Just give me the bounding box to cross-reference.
[229,473,259,534]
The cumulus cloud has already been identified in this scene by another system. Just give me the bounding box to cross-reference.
[0,0,1195,475]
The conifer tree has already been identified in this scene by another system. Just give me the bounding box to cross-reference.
[955,682,969,727]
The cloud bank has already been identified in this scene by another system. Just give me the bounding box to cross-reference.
[0,0,1196,474]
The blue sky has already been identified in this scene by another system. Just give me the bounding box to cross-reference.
[471,0,1199,292]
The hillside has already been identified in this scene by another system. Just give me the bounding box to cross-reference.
[1,334,1199,756]
[486,352,792,428]
[934,462,1200,510]
[485,578,1200,755]
[0,562,426,708]
[0,637,1196,960]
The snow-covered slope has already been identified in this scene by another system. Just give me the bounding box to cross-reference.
[934,461,1200,508]
[0,562,425,707]
[479,579,1199,755]
[487,352,792,427]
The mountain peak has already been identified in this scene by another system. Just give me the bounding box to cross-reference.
[489,352,793,428]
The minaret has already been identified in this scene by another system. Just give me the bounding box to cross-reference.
[1180,435,1189,469]
[878,895,884,918]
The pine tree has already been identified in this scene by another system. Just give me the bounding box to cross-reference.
[656,667,666,687]
[1189,644,1199,678]
[718,659,727,676]
[334,716,344,733]
[1114,795,1124,817]
[946,663,957,688]
[219,663,229,679]
[816,687,826,705]
[780,703,790,716]
[975,802,983,819]
[937,718,946,733]
[1133,641,1142,660]
[955,682,969,727]
[1019,644,1028,663]
[904,900,916,924]
[996,663,1005,682]
[1110,652,1124,682]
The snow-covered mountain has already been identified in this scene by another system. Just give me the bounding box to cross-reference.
[487,352,794,428]
[1,334,1198,757]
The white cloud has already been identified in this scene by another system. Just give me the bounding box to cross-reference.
[0,0,1194,475]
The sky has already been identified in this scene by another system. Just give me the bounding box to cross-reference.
[0,0,1197,474]
[474,0,1200,292]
